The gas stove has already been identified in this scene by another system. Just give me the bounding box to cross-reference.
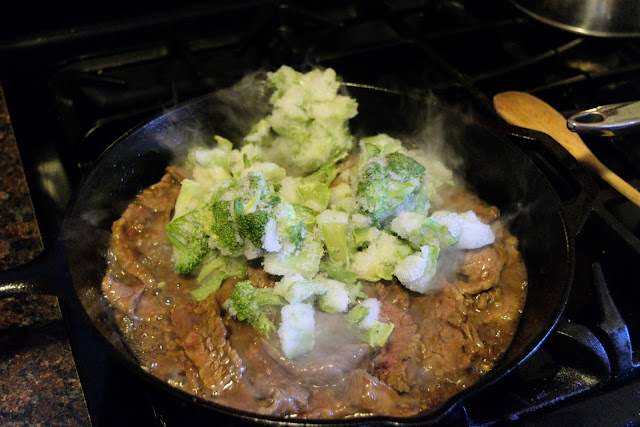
[1,1,640,425]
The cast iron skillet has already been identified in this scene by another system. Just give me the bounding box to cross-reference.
[0,78,594,425]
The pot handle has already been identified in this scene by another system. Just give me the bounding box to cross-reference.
[567,101,640,135]
[0,243,65,299]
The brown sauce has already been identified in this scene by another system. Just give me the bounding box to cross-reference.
[101,167,528,419]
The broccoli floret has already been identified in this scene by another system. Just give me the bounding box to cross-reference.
[320,259,359,285]
[235,172,279,214]
[207,200,244,255]
[393,245,440,294]
[314,277,350,313]
[356,161,389,217]
[249,66,357,175]
[354,134,427,225]
[233,172,282,253]
[386,152,426,182]
[274,274,322,304]
[363,321,395,347]
[278,302,315,359]
[346,298,394,347]
[316,209,350,266]
[165,209,211,273]
[390,211,458,249]
[224,280,285,337]
[292,204,318,229]
[273,202,306,252]
[429,210,495,249]
[263,234,324,279]
[236,208,271,247]
[191,255,247,301]
[356,160,419,226]
[358,134,404,165]
[274,274,351,313]
[279,163,337,212]
[172,179,205,220]
[349,230,412,282]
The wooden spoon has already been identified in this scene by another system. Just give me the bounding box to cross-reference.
[493,91,640,208]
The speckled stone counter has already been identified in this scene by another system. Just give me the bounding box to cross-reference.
[0,85,91,426]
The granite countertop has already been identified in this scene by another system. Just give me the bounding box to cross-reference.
[0,85,91,426]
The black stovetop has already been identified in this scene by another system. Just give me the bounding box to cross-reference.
[1,1,640,425]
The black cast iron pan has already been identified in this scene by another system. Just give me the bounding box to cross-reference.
[0,77,596,425]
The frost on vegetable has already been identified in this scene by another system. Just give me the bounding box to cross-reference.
[430,210,495,249]
[263,234,324,279]
[278,302,316,359]
[393,245,440,294]
[246,65,358,175]
[279,163,337,212]
[390,211,458,249]
[346,298,394,347]
[274,274,350,313]
[355,134,427,225]
[349,230,413,282]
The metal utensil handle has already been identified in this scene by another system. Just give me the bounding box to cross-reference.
[567,101,640,134]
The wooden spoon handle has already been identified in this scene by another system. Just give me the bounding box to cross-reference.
[493,91,640,207]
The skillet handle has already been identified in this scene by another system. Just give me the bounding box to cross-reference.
[0,243,65,299]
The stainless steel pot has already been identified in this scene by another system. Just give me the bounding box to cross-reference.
[509,0,640,38]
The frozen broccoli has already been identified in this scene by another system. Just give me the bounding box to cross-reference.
[386,151,426,181]
[224,280,285,338]
[346,297,381,329]
[314,276,350,313]
[349,230,412,282]
[246,66,358,175]
[187,145,233,189]
[272,201,306,253]
[292,204,318,229]
[263,234,324,279]
[358,134,404,165]
[233,172,283,253]
[207,200,244,256]
[320,260,365,305]
[278,302,316,359]
[320,259,358,285]
[329,181,355,213]
[274,274,350,313]
[172,179,205,220]
[429,210,495,249]
[390,211,458,249]
[279,163,337,212]
[191,255,247,301]
[274,274,322,304]
[346,298,394,347]
[354,135,426,225]
[165,208,211,274]
[393,245,440,294]
[316,209,350,266]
